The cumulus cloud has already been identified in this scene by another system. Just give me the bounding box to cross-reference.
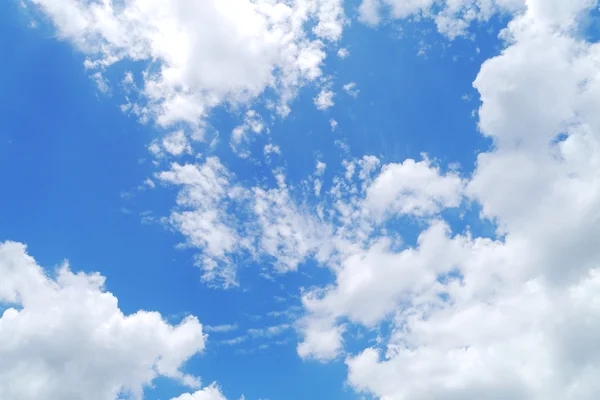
[347,269,600,400]
[296,318,345,361]
[364,157,464,219]
[0,241,207,400]
[28,0,346,133]
[301,1,600,399]
[314,87,335,110]
[27,2,600,399]
[163,130,192,156]
[170,384,228,400]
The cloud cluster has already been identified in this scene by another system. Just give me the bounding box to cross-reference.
[20,0,600,399]
[0,241,209,400]
[158,152,461,290]
[158,158,332,285]
[359,0,525,38]
[29,0,345,135]
[158,158,253,287]
[150,2,600,399]
[312,1,600,399]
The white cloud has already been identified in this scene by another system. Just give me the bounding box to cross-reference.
[296,318,344,361]
[158,158,251,287]
[358,0,525,37]
[163,130,192,156]
[115,7,600,398]
[204,324,238,333]
[156,153,467,352]
[154,151,417,291]
[144,178,156,189]
[329,118,338,131]
[321,2,600,399]
[158,159,334,285]
[263,144,281,157]
[0,241,206,400]
[364,156,464,219]
[337,48,350,59]
[26,1,600,399]
[297,221,468,360]
[286,154,467,360]
[218,323,292,349]
[231,110,265,158]
[342,82,359,98]
[221,336,248,346]
[28,0,345,134]
[248,323,291,338]
[347,268,600,400]
[358,0,382,26]
[312,0,346,41]
[316,161,327,176]
[314,161,327,196]
[148,141,162,156]
[252,174,334,272]
[314,87,335,110]
[170,384,228,400]
[91,71,110,93]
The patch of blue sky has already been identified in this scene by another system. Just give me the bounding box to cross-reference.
[580,3,600,42]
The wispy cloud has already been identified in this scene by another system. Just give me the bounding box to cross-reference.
[205,324,239,333]
[248,324,291,338]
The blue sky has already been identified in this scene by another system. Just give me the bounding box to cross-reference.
[3,1,600,400]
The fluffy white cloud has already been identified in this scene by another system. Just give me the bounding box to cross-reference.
[26,0,600,399]
[302,221,464,326]
[347,268,600,400]
[331,1,600,399]
[358,0,383,25]
[163,130,192,156]
[296,220,476,361]
[28,0,345,133]
[0,241,206,400]
[158,158,252,287]
[337,48,350,59]
[48,2,600,397]
[171,384,228,400]
[364,157,464,219]
[468,0,600,283]
[296,317,345,361]
[314,87,335,110]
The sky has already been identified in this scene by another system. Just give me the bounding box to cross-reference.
[2,0,600,399]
